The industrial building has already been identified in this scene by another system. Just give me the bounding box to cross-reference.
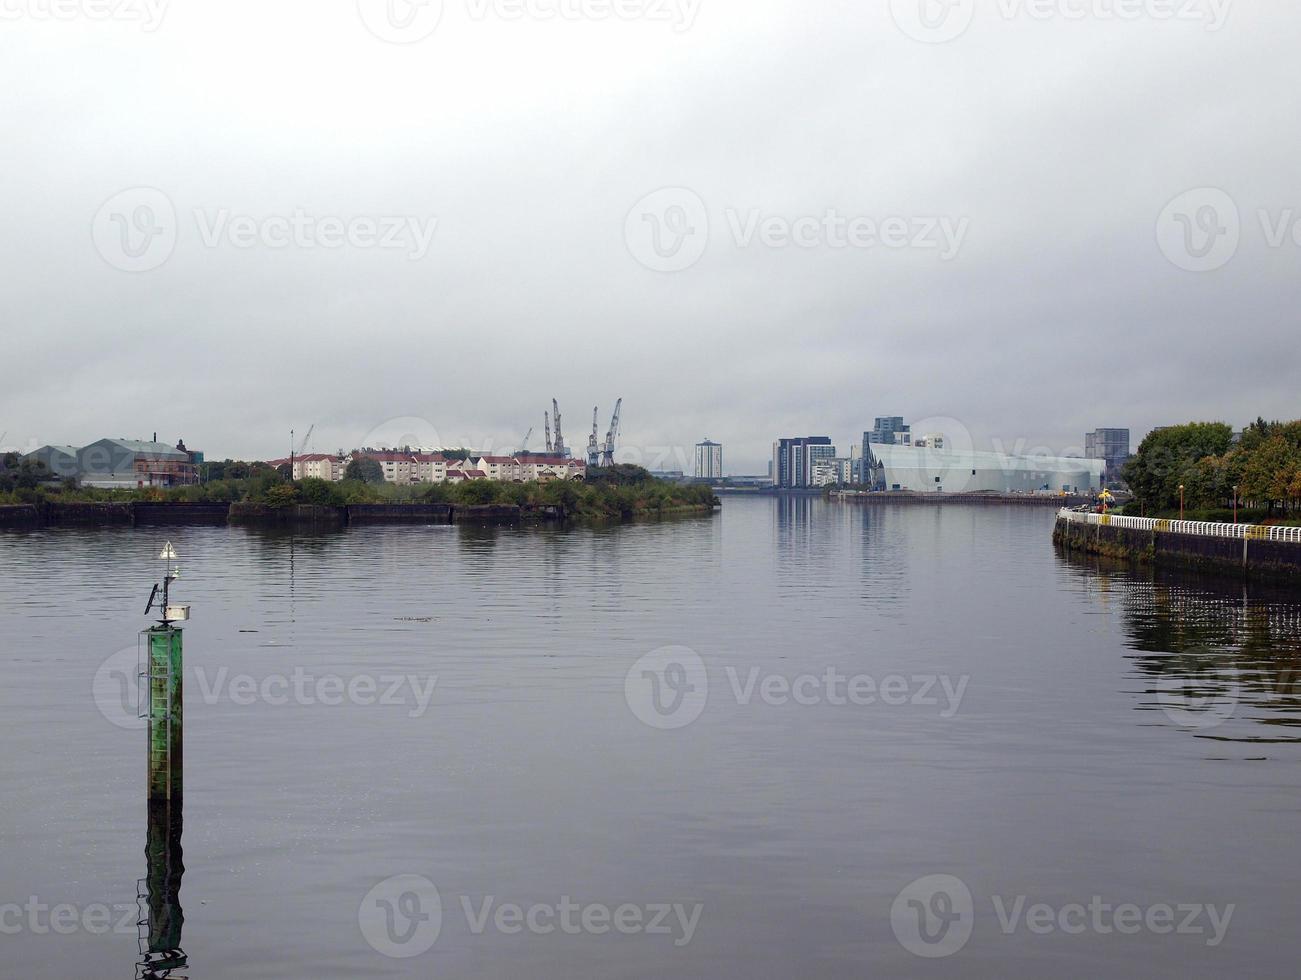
[25,438,200,488]
[865,443,1103,494]
[1085,428,1131,482]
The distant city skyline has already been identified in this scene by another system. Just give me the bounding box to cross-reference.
[4,414,1249,478]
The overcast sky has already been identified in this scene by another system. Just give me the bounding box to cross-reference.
[1,0,1297,472]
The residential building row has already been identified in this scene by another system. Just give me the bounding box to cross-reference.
[268,452,586,484]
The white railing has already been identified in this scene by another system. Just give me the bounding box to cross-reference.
[1057,508,1301,543]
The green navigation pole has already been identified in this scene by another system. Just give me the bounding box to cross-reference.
[144,542,189,802]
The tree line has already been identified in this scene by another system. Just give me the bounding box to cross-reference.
[1123,419,1301,518]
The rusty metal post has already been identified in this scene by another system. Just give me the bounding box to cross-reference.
[146,626,183,802]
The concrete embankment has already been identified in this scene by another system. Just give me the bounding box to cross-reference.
[227,503,347,527]
[452,504,521,525]
[838,491,1098,507]
[133,502,233,525]
[0,505,42,527]
[1054,514,1301,583]
[346,503,455,524]
[0,502,136,527]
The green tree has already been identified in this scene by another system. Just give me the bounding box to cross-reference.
[344,456,386,484]
[458,480,498,505]
[263,484,299,509]
[298,478,344,506]
[1122,422,1233,513]
[1241,436,1300,513]
[585,464,653,486]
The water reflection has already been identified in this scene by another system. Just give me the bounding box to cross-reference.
[1063,556,1301,742]
[136,799,186,979]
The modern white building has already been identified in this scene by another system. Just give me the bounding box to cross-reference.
[695,440,722,480]
[866,444,1103,494]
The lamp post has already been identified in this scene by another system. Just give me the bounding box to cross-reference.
[1179,484,1185,521]
[1233,484,1239,524]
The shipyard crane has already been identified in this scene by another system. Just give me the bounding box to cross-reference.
[289,424,315,475]
[552,398,566,457]
[601,399,622,467]
[544,412,552,453]
[587,407,600,468]
[520,427,533,454]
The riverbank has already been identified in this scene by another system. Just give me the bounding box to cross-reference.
[0,499,716,529]
[1053,510,1301,583]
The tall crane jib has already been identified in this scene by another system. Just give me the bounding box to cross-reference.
[545,412,552,453]
[587,407,600,468]
[552,398,566,458]
[602,398,622,468]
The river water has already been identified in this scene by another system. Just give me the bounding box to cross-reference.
[1,496,1298,978]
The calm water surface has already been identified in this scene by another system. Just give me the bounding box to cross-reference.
[2,497,1299,978]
